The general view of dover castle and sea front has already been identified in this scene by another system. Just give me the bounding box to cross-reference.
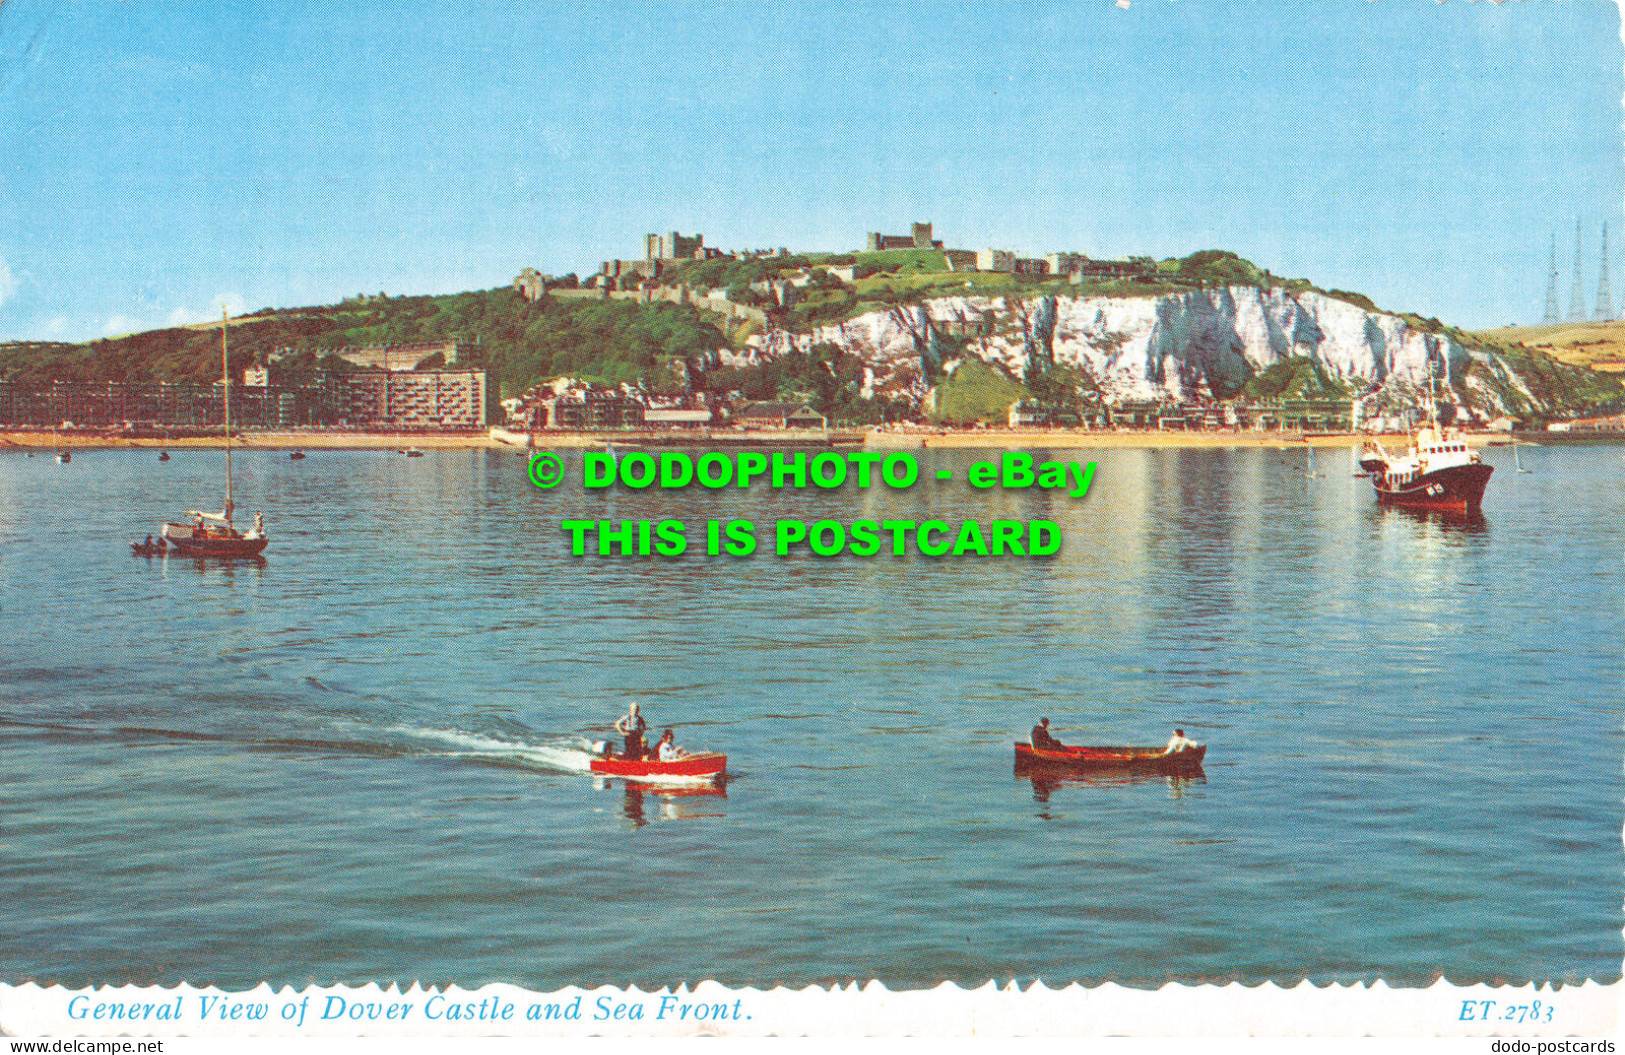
[2,213,1622,1001]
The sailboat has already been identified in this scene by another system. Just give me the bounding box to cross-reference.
[1304,441,1323,478]
[1513,434,1532,474]
[159,308,269,558]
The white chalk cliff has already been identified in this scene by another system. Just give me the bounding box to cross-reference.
[757,287,1538,413]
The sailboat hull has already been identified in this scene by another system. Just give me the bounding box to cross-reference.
[161,523,268,558]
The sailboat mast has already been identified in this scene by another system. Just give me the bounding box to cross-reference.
[1427,344,1443,431]
[222,306,234,520]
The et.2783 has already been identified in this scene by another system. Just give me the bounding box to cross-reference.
[1459,999,1555,1023]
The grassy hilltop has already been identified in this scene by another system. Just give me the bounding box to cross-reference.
[1472,319,1625,375]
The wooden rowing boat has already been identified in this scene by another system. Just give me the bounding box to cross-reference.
[1013,742,1206,774]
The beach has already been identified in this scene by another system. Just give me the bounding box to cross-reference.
[0,426,1468,451]
[0,429,504,450]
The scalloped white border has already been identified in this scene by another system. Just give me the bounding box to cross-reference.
[0,980,1617,1039]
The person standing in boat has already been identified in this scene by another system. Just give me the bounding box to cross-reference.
[1031,717,1064,750]
[1164,728,1199,755]
[614,702,648,759]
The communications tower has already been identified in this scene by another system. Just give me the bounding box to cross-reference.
[1544,234,1561,324]
[1598,222,1615,322]
[1570,219,1588,321]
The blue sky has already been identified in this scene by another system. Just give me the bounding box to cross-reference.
[0,0,1620,341]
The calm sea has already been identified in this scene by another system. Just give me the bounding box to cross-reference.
[1,440,1619,990]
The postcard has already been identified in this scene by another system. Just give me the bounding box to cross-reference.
[0,1,1620,1050]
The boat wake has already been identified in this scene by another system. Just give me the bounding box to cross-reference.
[381,724,597,775]
[0,716,600,777]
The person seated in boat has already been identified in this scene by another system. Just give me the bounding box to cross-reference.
[245,512,264,539]
[1031,717,1065,751]
[614,702,649,759]
[142,534,154,550]
[1164,728,1199,755]
[656,729,685,762]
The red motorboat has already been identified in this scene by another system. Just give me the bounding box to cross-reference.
[590,751,727,783]
[1014,742,1206,775]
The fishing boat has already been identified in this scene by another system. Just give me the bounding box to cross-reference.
[159,308,269,559]
[1013,741,1207,775]
[1360,425,1492,512]
[1358,351,1492,512]
[589,750,727,782]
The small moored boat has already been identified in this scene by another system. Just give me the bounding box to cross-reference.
[1014,742,1207,774]
[157,307,269,559]
[162,511,269,558]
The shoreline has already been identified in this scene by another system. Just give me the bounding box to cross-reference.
[0,426,1594,452]
[0,430,502,451]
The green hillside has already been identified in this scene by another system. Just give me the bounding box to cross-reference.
[0,290,732,399]
[928,357,1030,424]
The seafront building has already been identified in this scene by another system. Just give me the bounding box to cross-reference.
[733,402,827,430]
[323,369,488,428]
[0,360,490,430]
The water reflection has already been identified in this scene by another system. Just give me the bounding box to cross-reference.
[185,555,267,578]
[1378,506,1489,535]
[1022,769,1206,807]
[618,782,728,827]
[128,549,268,579]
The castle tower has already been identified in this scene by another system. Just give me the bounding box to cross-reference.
[1544,234,1561,324]
[1569,219,1587,321]
[1597,222,1615,321]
